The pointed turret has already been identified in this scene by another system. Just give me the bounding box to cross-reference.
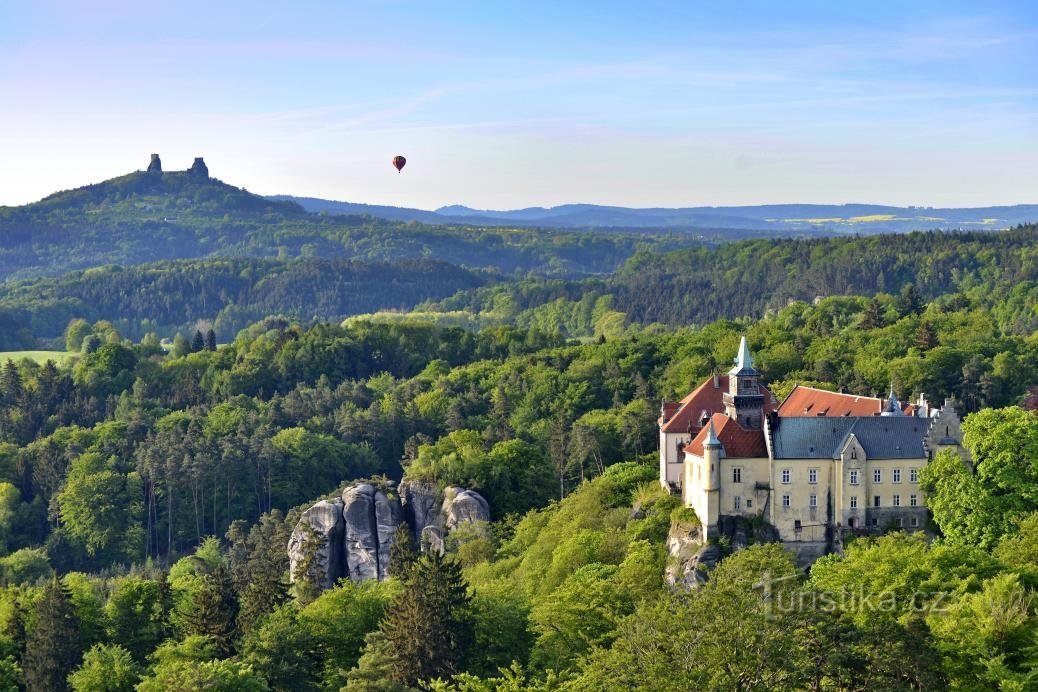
[729,335,758,376]
[881,384,903,416]
[703,419,722,448]
[723,336,764,428]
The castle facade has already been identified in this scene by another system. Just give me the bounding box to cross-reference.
[659,337,965,562]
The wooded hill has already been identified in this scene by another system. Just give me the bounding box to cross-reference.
[0,167,699,282]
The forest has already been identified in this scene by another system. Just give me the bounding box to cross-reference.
[0,266,1036,688]
[0,167,1037,689]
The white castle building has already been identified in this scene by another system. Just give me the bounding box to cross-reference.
[660,337,966,561]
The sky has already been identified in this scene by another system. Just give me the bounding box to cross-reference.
[1,1,1036,209]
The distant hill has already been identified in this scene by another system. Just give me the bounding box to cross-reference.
[0,157,702,281]
[276,196,1038,233]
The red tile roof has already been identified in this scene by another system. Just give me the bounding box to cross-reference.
[659,375,777,433]
[777,385,887,417]
[685,413,768,458]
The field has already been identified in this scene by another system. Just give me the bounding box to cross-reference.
[0,350,76,365]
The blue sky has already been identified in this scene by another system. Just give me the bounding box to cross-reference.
[1,1,1035,208]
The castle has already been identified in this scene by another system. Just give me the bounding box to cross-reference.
[659,337,966,562]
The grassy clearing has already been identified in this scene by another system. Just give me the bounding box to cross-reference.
[0,351,76,365]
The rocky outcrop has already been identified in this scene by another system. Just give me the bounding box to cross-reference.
[400,479,444,552]
[287,499,345,590]
[188,157,209,178]
[665,513,780,590]
[443,486,490,530]
[146,153,162,173]
[290,480,490,591]
[341,484,402,582]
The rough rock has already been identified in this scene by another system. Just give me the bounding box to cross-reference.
[373,490,401,579]
[341,484,403,582]
[188,157,209,178]
[146,153,162,173]
[400,479,443,549]
[442,486,490,530]
[290,480,490,593]
[287,499,344,590]
[665,514,780,590]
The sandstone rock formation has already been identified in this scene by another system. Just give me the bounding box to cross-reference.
[341,484,402,582]
[664,513,780,590]
[290,480,490,591]
[188,157,209,178]
[146,153,162,173]
[287,499,345,590]
[400,478,444,552]
[442,486,490,530]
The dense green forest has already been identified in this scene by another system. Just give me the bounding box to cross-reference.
[1,169,1037,689]
[3,216,1037,350]
[421,224,1038,335]
[0,273,1036,687]
[0,258,488,343]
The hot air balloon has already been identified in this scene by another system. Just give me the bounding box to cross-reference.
[392,155,406,173]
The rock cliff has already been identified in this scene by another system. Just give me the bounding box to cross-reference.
[665,514,780,590]
[289,479,489,591]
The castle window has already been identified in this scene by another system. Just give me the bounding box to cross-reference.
[910,468,918,483]
[746,499,753,508]
[893,469,902,484]
[893,494,901,507]
[782,494,791,508]
[910,494,918,507]
[732,467,742,483]
[850,496,858,509]
[851,448,857,459]
[873,495,881,508]
[872,518,879,527]
[898,517,904,527]
[808,468,818,484]
[734,496,742,510]
[781,468,791,484]
[809,493,817,508]
[911,516,919,527]
[873,469,882,484]
[850,470,859,485]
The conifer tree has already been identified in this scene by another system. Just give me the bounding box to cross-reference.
[204,329,217,351]
[1,360,21,406]
[191,330,205,353]
[387,523,418,578]
[180,565,238,658]
[861,298,885,329]
[915,320,937,351]
[23,579,82,692]
[379,551,472,686]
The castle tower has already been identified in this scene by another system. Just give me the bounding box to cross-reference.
[723,336,764,428]
[702,419,722,491]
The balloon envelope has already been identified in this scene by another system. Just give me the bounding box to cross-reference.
[392,155,406,172]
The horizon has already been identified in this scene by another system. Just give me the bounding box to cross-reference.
[2,1,1036,209]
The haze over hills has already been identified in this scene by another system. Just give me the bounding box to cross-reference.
[274,195,1038,234]
[0,157,700,281]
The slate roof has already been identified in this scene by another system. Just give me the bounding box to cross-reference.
[660,375,777,433]
[685,413,768,458]
[769,416,931,459]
